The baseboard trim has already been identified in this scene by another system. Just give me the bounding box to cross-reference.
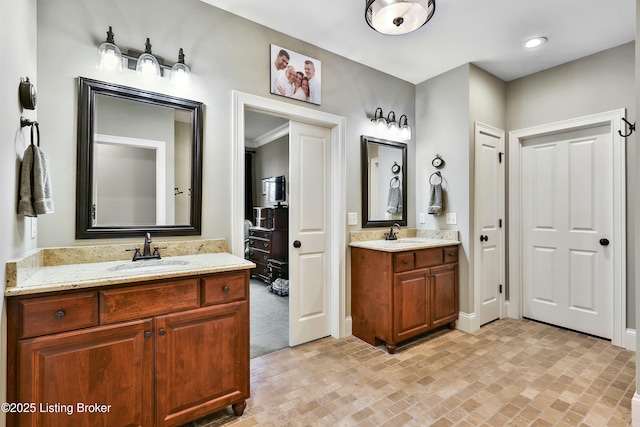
[632,392,640,426]
[626,328,636,352]
[344,316,352,337]
[456,312,477,334]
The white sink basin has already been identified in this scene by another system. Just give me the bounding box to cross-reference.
[110,259,189,273]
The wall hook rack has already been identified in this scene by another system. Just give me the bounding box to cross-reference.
[619,117,635,137]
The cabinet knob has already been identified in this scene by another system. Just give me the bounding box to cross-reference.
[158,329,166,336]
[448,252,455,257]
[263,242,269,248]
[403,259,409,264]
[144,331,152,339]
[223,286,230,293]
[54,310,65,320]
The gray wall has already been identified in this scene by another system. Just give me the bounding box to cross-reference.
[506,42,636,327]
[35,0,416,250]
[0,1,38,425]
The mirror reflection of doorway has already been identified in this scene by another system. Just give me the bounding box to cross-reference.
[244,110,290,359]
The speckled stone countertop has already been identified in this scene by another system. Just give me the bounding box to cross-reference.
[349,229,460,252]
[5,239,255,296]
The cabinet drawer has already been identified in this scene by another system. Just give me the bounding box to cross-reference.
[18,292,99,339]
[249,249,270,264]
[393,252,415,272]
[202,272,247,306]
[249,228,272,239]
[99,278,200,324]
[415,248,444,269]
[249,238,271,251]
[443,246,458,263]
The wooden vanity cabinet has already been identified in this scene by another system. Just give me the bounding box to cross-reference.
[351,245,459,354]
[6,270,250,427]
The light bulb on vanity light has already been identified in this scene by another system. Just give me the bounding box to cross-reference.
[399,115,412,140]
[96,26,123,72]
[136,38,161,80]
[387,111,399,137]
[170,48,191,86]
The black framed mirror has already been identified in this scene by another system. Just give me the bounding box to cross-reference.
[361,135,407,228]
[76,77,204,239]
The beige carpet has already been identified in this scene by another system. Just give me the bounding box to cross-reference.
[250,279,289,359]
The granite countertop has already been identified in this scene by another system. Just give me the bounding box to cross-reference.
[5,239,255,297]
[349,237,460,252]
[348,229,460,253]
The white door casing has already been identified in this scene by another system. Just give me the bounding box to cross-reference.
[508,110,626,346]
[474,123,505,327]
[289,122,332,345]
[231,91,348,341]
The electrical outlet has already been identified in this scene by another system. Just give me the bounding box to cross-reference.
[446,213,457,225]
[347,212,358,225]
[419,212,426,224]
[31,218,37,239]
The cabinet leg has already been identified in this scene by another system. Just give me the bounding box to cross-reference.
[385,343,396,354]
[449,321,457,330]
[232,400,247,416]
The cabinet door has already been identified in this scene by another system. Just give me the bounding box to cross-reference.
[17,320,153,427]
[155,301,249,427]
[393,270,431,342]
[431,263,459,328]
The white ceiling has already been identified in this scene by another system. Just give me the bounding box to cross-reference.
[201,0,635,84]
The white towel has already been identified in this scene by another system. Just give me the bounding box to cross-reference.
[386,186,402,214]
[427,183,443,215]
[18,125,54,217]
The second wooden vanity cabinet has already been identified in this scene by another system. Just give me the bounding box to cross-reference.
[351,245,459,353]
[6,270,249,427]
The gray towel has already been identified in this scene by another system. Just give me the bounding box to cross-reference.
[18,144,54,217]
[387,186,402,214]
[427,183,442,215]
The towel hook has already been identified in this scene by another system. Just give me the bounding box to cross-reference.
[389,176,400,188]
[429,171,442,185]
[619,118,635,137]
[20,116,37,128]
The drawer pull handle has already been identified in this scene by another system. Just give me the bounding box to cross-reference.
[158,329,166,336]
[403,260,409,264]
[264,242,269,248]
[448,252,455,257]
[223,286,230,293]
[54,310,65,320]
[144,331,152,339]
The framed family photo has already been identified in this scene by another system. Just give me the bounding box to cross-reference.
[270,44,321,105]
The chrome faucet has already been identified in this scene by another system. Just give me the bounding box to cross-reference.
[385,223,401,241]
[127,232,165,261]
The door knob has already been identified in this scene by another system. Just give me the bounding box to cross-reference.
[599,238,610,246]
[293,240,302,248]
[480,235,488,242]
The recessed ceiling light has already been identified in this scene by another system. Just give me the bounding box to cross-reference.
[524,37,548,49]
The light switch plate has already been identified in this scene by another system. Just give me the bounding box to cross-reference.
[446,213,457,225]
[419,212,426,224]
[347,212,358,225]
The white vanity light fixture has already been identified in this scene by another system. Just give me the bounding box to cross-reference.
[399,114,412,140]
[524,36,547,49]
[387,111,400,137]
[136,38,161,80]
[170,48,191,86]
[96,27,192,85]
[96,26,123,72]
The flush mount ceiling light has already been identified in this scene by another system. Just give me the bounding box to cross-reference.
[524,36,548,49]
[365,0,436,36]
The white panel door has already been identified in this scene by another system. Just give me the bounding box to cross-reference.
[521,125,613,339]
[288,121,332,346]
[474,123,505,326]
